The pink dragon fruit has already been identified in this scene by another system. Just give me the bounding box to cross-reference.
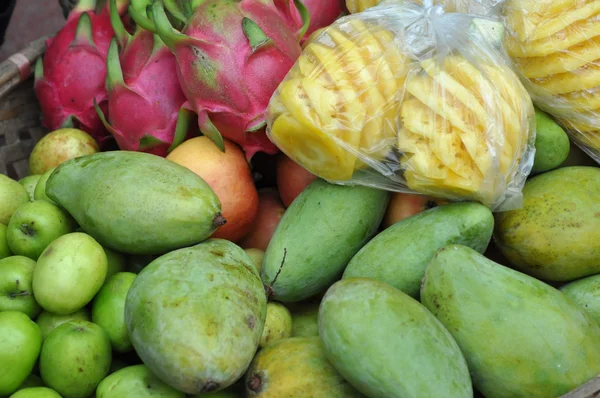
[93,0,192,156]
[150,0,309,159]
[301,0,346,39]
[34,0,129,146]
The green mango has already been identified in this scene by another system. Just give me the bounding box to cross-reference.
[125,239,267,395]
[561,274,600,326]
[531,109,570,174]
[261,179,390,303]
[45,151,224,255]
[289,299,320,337]
[319,278,472,398]
[494,166,600,281]
[245,336,365,398]
[421,244,600,398]
[343,202,493,298]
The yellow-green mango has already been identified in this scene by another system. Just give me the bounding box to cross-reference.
[288,299,320,337]
[319,278,472,398]
[125,239,267,395]
[343,202,493,298]
[0,174,29,225]
[494,166,600,281]
[531,109,570,174]
[421,244,600,398]
[245,337,364,397]
[561,274,600,326]
[45,151,224,255]
[261,179,390,303]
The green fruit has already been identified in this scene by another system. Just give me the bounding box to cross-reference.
[262,180,390,302]
[28,128,99,176]
[7,200,75,260]
[9,387,58,398]
[9,387,61,398]
[244,248,264,273]
[36,308,90,341]
[92,272,136,353]
[33,232,107,314]
[561,274,600,326]
[0,311,42,396]
[45,151,224,255]
[126,255,155,274]
[494,166,600,281]
[343,202,494,298]
[319,278,472,398]
[0,174,29,225]
[259,302,292,348]
[96,365,185,398]
[104,247,127,281]
[18,175,42,202]
[40,320,112,398]
[421,245,600,398]
[0,224,12,260]
[531,109,570,174]
[245,336,364,398]
[0,256,40,317]
[33,169,57,205]
[289,300,319,337]
[125,239,267,395]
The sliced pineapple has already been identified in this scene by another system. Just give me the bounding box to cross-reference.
[532,63,600,95]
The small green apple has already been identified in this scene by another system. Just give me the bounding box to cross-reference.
[0,255,41,317]
[0,223,11,260]
[33,169,56,206]
[0,174,29,225]
[92,272,136,353]
[32,232,107,315]
[96,365,185,398]
[244,248,264,273]
[0,311,42,396]
[7,201,75,260]
[29,128,99,176]
[36,308,90,341]
[9,386,61,398]
[39,320,112,398]
[18,175,42,202]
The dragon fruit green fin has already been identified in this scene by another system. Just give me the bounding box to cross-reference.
[151,0,192,50]
[139,134,169,150]
[73,0,98,15]
[294,0,311,40]
[163,0,193,24]
[60,115,76,129]
[105,38,125,92]
[129,0,157,32]
[93,98,118,135]
[168,107,195,153]
[74,12,96,46]
[242,18,271,52]
[198,112,225,152]
[34,57,43,82]
[110,0,132,47]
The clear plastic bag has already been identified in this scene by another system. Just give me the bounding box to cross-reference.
[266,0,536,211]
[346,0,503,16]
[502,0,600,164]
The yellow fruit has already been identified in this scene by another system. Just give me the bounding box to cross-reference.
[346,0,379,13]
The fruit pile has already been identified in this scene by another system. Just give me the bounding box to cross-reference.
[1,0,600,397]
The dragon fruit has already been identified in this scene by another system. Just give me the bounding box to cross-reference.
[34,0,129,145]
[93,0,192,156]
[150,0,309,159]
[301,0,346,39]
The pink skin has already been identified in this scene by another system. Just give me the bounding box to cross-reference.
[301,0,345,38]
[152,0,307,159]
[34,1,129,145]
[96,0,191,157]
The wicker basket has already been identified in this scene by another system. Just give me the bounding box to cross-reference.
[1,26,600,398]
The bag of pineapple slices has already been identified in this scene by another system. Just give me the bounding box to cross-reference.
[502,0,600,165]
[266,0,536,211]
[346,0,503,15]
